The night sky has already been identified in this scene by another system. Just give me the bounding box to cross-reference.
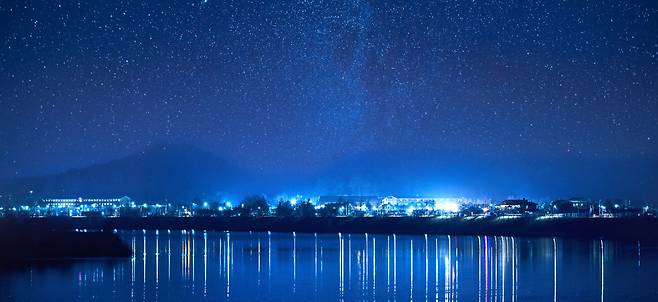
[1,1,658,200]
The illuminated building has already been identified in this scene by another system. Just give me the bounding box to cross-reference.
[41,196,132,216]
[43,197,128,207]
[551,199,594,217]
[379,196,462,216]
[495,198,538,214]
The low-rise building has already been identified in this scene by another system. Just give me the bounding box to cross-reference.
[41,196,131,216]
[551,198,594,217]
[495,198,538,215]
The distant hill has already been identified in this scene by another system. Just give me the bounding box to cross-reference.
[1,144,657,206]
[0,144,244,204]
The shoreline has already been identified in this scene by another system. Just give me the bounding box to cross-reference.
[3,216,658,242]
[0,226,131,265]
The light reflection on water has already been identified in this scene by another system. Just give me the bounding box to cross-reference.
[1,231,657,301]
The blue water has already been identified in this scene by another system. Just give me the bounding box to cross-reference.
[1,231,657,301]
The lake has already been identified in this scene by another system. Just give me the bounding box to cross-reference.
[1,231,657,301]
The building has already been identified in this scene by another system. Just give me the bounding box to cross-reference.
[602,202,644,218]
[495,199,538,215]
[42,196,132,216]
[43,197,128,208]
[379,196,461,216]
[551,198,594,217]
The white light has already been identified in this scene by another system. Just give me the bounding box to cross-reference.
[434,202,460,213]
[406,206,414,215]
[290,198,298,206]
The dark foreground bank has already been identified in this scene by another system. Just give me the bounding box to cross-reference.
[0,227,131,265]
[3,216,658,241]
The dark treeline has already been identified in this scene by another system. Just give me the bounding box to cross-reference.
[196,195,356,218]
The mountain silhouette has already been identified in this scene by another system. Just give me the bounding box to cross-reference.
[2,144,657,206]
[0,144,244,204]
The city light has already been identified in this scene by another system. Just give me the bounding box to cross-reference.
[0,195,653,219]
[406,206,414,215]
[434,201,460,213]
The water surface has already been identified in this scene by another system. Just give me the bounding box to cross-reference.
[1,231,657,301]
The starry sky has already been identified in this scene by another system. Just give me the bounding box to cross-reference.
[1,1,657,199]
